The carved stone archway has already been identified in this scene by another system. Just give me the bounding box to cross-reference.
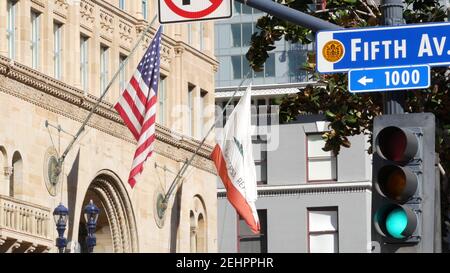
[79,170,138,253]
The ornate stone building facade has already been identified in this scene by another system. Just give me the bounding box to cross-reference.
[0,0,218,253]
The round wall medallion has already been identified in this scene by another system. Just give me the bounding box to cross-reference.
[43,147,61,196]
[153,187,166,229]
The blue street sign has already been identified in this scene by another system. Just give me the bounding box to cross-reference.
[348,65,430,93]
[317,22,450,73]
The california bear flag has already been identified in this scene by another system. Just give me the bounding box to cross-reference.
[211,85,260,234]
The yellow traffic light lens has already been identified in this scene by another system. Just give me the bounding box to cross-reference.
[385,169,406,201]
[377,165,417,203]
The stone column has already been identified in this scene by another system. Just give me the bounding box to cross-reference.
[92,5,101,98]
[3,167,13,197]
[42,1,53,77]
[67,0,82,89]
[190,227,197,253]
[171,46,184,134]
[17,0,32,67]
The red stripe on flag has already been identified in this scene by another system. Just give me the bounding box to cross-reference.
[128,151,153,187]
[130,77,148,106]
[211,145,260,234]
[134,134,156,159]
[141,113,156,135]
[123,89,144,124]
[114,103,140,141]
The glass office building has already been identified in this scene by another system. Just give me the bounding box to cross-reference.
[214,2,312,88]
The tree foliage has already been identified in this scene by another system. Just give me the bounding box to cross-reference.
[247,0,450,171]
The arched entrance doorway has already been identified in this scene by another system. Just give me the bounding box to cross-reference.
[78,171,138,253]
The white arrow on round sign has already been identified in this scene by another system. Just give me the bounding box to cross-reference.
[159,0,232,24]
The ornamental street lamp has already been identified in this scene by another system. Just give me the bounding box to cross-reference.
[53,203,69,253]
[84,200,99,253]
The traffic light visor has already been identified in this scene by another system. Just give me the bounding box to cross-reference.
[376,126,418,162]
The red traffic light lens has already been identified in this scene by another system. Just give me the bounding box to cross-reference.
[377,165,418,203]
[376,127,418,162]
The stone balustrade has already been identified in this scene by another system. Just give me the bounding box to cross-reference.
[0,195,53,253]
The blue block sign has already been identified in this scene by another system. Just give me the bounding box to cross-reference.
[317,22,450,73]
[348,65,430,93]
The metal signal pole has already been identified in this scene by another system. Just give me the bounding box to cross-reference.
[380,0,406,114]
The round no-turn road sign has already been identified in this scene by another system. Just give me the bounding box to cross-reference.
[159,0,232,24]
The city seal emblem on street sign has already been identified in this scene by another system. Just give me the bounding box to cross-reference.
[322,40,345,63]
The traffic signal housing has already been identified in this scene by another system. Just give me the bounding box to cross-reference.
[371,113,439,253]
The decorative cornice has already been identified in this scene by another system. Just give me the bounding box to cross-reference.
[99,9,115,35]
[80,0,95,26]
[0,57,215,174]
[119,20,133,47]
[31,0,46,10]
[174,46,185,56]
[53,0,69,19]
[217,181,372,198]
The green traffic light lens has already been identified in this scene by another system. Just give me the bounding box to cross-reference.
[386,208,407,239]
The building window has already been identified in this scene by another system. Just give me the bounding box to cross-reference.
[265,54,276,77]
[158,76,166,125]
[199,90,208,138]
[242,23,252,47]
[253,139,267,184]
[242,3,253,14]
[100,45,109,95]
[231,56,242,80]
[31,11,41,70]
[234,3,263,15]
[233,2,241,14]
[188,84,195,136]
[119,54,127,93]
[187,24,192,44]
[199,23,204,51]
[231,54,273,80]
[307,134,337,182]
[254,53,275,78]
[7,0,17,60]
[142,0,148,20]
[238,210,267,253]
[231,24,241,48]
[119,0,125,10]
[308,208,339,253]
[54,22,63,80]
[80,35,89,93]
[230,23,257,48]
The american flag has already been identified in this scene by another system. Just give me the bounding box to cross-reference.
[114,27,162,188]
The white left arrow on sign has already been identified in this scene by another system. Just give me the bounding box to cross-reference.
[358,76,374,86]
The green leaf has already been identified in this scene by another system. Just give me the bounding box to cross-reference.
[325,111,336,119]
